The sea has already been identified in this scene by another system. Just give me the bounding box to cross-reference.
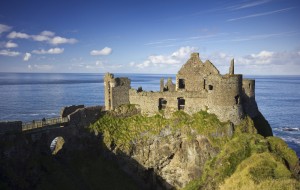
[0,73,299,157]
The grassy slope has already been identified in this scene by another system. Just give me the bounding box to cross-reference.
[91,105,299,190]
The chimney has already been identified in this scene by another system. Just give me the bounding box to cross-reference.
[229,59,234,75]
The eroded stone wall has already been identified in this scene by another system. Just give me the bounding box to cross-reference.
[104,73,131,110]
[242,79,259,118]
[60,105,84,118]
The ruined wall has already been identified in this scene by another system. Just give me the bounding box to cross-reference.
[206,74,244,124]
[60,105,84,118]
[176,53,220,92]
[129,89,208,116]
[107,52,259,124]
[104,73,130,110]
[242,79,259,118]
[68,106,104,127]
[111,78,130,109]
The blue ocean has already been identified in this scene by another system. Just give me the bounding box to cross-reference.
[0,73,299,157]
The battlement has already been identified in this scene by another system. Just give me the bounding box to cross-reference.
[104,52,259,124]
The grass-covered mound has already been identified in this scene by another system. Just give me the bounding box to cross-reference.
[91,105,299,190]
[184,134,299,190]
[91,109,234,151]
[219,152,299,190]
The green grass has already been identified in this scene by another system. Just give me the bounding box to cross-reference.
[183,134,299,190]
[91,110,232,151]
[219,152,299,190]
[90,107,299,190]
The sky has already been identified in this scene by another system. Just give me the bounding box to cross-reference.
[0,0,300,75]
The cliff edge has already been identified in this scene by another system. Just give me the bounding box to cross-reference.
[91,105,299,190]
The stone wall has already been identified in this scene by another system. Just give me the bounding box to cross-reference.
[129,89,208,116]
[106,52,260,124]
[104,73,131,110]
[242,79,259,118]
[60,105,84,118]
[68,106,104,127]
[176,53,220,92]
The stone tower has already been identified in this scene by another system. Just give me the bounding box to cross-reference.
[104,73,131,110]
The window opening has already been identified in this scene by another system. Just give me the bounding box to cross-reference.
[158,98,167,110]
[178,79,185,89]
[235,95,240,105]
[177,97,185,110]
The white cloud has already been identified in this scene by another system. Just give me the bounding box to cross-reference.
[5,41,18,48]
[0,24,12,35]
[251,50,274,58]
[23,53,31,61]
[31,34,51,42]
[90,47,112,56]
[32,48,64,54]
[171,46,196,59]
[0,49,20,56]
[7,31,30,39]
[7,30,78,46]
[49,36,77,45]
[40,30,55,37]
[137,46,196,69]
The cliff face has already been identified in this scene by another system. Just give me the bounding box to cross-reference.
[92,105,299,190]
[125,128,218,189]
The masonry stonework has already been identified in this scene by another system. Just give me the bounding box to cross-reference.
[104,53,259,124]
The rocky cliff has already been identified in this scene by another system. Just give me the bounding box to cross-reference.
[91,105,300,190]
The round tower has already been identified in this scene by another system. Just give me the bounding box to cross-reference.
[242,79,255,98]
[242,79,258,118]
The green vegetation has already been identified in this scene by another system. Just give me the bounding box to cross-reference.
[219,152,299,190]
[183,134,299,190]
[91,105,299,190]
[91,109,232,150]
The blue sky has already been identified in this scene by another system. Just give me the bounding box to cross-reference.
[0,0,299,75]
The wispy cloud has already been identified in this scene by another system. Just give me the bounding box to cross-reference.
[32,48,64,54]
[6,30,78,45]
[227,7,294,22]
[90,47,112,56]
[0,24,12,35]
[49,36,77,45]
[227,0,271,10]
[0,49,20,56]
[5,41,18,48]
[7,31,30,39]
[229,31,297,42]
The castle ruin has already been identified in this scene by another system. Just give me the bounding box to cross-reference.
[104,53,258,124]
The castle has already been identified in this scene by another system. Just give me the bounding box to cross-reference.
[104,53,259,124]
